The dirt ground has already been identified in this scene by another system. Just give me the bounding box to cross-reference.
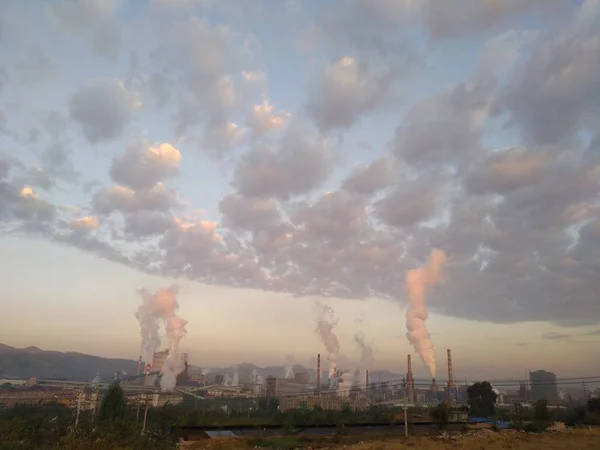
[182,427,600,450]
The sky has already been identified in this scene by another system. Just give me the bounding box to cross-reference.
[1,0,600,382]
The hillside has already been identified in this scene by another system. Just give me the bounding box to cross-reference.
[0,344,138,380]
[0,344,408,385]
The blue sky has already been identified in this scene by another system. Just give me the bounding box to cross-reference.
[1,0,599,381]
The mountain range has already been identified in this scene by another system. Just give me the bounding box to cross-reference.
[0,344,404,383]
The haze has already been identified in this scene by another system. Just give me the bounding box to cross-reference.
[1,0,599,382]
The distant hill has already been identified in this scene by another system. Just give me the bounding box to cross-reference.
[0,343,408,385]
[0,344,138,380]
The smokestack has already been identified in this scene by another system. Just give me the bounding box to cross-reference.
[431,377,438,392]
[407,354,414,404]
[137,356,142,375]
[447,349,455,387]
[446,349,455,405]
[144,363,151,386]
[365,370,369,398]
[316,354,321,392]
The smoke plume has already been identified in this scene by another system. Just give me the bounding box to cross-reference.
[404,249,448,379]
[135,284,188,391]
[284,354,296,379]
[354,332,374,365]
[315,302,340,381]
[354,332,374,386]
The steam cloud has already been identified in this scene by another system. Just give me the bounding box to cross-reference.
[354,332,374,386]
[315,302,340,381]
[404,249,448,379]
[284,354,296,379]
[135,284,188,391]
[354,332,374,365]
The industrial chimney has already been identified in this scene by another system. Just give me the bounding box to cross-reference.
[447,349,455,388]
[407,354,414,404]
[137,356,142,376]
[446,349,455,403]
[365,369,369,395]
[144,363,151,386]
[316,354,321,392]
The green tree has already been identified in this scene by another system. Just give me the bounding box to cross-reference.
[533,399,550,422]
[98,383,128,422]
[267,397,279,413]
[430,402,450,430]
[588,397,600,414]
[467,381,497,418]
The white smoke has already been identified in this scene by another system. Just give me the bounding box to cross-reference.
[284,354,295,379]
[135,285,188,391]
[315,302,340,382]
[251,369,263,384]
[338,370,353,398]
[404,249,448,379]
[354,332,374,386]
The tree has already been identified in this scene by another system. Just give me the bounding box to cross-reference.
[588,397,600,414]
[533,399,550,422]
[467,382,497,418]
[267,397,279,414]
[98,383,128,422]
[430,402,450,430]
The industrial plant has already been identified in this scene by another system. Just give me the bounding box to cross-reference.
[0,343,577,419]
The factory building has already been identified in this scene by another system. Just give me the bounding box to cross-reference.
[279,394,368,412]
[263,375,313,397]
[530,370,559,403]
[294,372,310,384]
[151,350,170,373]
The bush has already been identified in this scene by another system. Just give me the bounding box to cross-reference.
[429,403,450,430]
[523,420,549,433]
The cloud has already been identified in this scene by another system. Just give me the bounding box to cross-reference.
[17,46,55,85]
[92,184,181,215]
[247,100,290,140]
[110,143,182,190]
[0,183,55,225]
[152,16,255,138]
[202,120,245,154]
[375,179,443,228]
[342,156,397,196]
[233,126,333,200]
[501,8,600,144]
[465,146,550,195]
[219,193,282,231]
[47,0,123,60]
[478,29,539,76]
[425,0,568,41]
[542,332,572,340]
[2,0,600,331]
[69,215,100,232]
[304,0,420,56]
[123,211,173,237]
[69,78,140,144]
[390,78,496,168]
[306,56,399,131]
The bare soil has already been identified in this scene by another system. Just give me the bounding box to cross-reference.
[182,427,600,450]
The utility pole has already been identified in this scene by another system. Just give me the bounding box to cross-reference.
[91,390,98,422]
[74,390,83,428]
[136,393,141,423]
[141,393,149,435]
